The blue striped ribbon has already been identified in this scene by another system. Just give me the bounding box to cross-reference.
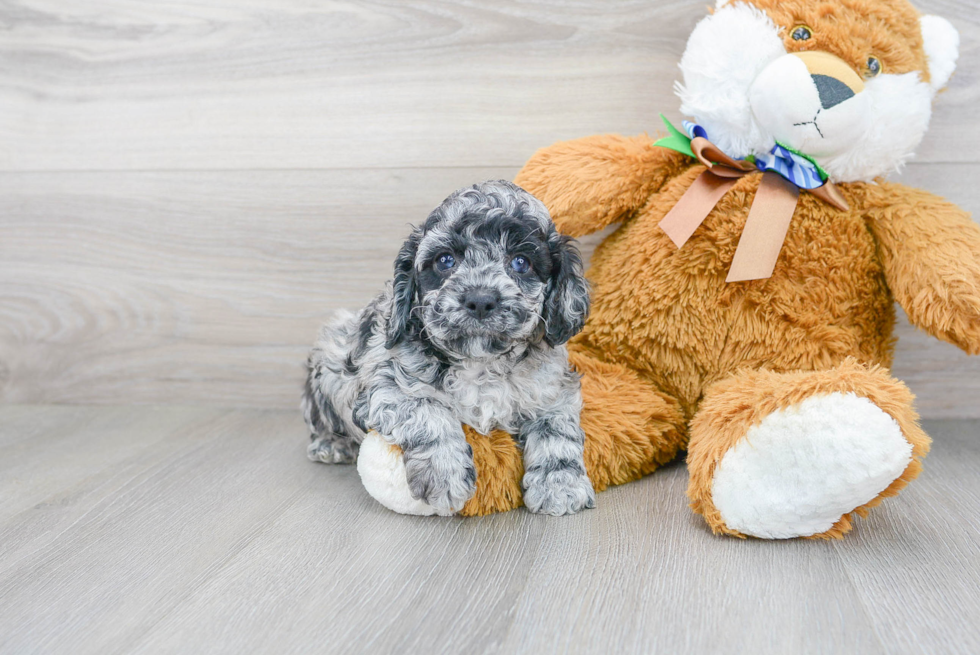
[682,121,826,190]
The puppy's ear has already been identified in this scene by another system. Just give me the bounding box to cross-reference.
[385,231,421,349]
[543,231,590,347]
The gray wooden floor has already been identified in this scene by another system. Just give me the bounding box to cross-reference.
[3,2,980,654]
[1,405,978,654]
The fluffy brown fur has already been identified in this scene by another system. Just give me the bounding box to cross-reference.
[742,0,929,81]
[458,349,686,516]
[459,426,525,517]
[686,359,930,539]
[448,0,980,536]
[520,138,909,416]
[507,135,980,534]
[865,183,980,354]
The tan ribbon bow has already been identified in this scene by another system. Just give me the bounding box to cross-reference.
[659,137,849,282]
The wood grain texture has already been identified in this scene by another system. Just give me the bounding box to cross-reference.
[0,167,512,407]
[2,164,979,414]
[1,0,979,414]
[0,406,978,654]
[0,0,976,171]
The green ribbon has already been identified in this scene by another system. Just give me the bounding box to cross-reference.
[653,114,829,184]
[653,113,696,159]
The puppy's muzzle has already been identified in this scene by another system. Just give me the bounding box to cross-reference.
[462,288,501,321]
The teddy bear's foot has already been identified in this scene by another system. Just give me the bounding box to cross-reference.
[356,433,454,516]
[356,428,524,517]
[687,360,931,539]
[709,393,910,538]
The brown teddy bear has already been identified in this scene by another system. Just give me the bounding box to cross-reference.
[357,0,980,539]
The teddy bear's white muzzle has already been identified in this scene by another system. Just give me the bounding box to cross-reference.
[749,52,872,159]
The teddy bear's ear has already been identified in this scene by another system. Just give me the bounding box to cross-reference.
[921,15,959,91]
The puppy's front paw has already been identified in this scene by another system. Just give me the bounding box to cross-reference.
[523,468,596,516]
[403,445,477,513]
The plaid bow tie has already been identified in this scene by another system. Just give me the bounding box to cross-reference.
[681,121,828,190]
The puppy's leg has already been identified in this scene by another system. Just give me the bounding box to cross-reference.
[304,376,361,464]
[362,384,476,513]
[400,408,477,514]
[520,412,596,516]
[303,311,364,465]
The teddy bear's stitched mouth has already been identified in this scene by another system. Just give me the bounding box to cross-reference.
[793,110,825,139]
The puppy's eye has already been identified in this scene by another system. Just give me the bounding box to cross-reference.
[791,25,812,41]
[510,255,531,275]
[434,253,455,272]
[866,56,882,78]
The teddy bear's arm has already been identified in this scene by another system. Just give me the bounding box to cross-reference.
[515,134,690,237]
[865,182,980,355]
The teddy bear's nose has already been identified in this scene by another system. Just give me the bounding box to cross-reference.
[812,74,855,109]
[791,51,865,112]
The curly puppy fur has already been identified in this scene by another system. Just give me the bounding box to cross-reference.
[302,180,595,515]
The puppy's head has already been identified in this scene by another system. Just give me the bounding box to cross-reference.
[385,180,589,359]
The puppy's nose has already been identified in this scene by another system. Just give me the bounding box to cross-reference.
[812,74,855,109]
[463,289,501,320]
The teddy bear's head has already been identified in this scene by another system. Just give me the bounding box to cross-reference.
[676,0,958,182]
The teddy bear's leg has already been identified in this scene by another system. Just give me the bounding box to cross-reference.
[568,347,688,493]
[356,428,515,517]
[449,347,686,516]
[686,359,930,539]
[454,348,687,516]
[356,346,687,516]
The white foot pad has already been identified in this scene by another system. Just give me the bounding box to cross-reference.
[356,433,455,516]
[711,392,912,539]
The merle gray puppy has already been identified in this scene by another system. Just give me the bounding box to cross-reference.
[302,180,595,516]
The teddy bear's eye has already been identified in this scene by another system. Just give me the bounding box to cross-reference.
[791,25,812,41]
[866,56,882,78]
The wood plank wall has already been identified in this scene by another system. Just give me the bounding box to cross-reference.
[1,0,978,416]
